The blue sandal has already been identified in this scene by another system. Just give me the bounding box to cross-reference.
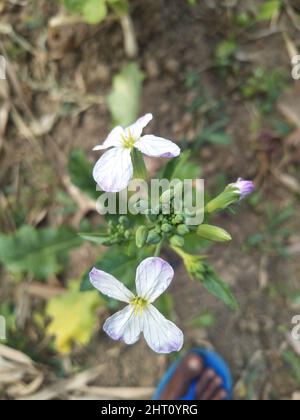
[153,348,233,400]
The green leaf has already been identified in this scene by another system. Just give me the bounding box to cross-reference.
[215,38,237,66]
[205,131,231,145]
[79,232,109,245]
[107,62,144,127]
[257,0,281,21]
[61,0,84,13]
[196,118,232,146]
[68,149,98,199]
[289,291,300,308]
[61,0,128,23]
[162,150,200,181]
[200,265,239,311]
[173,247,238,310]
[155,293,175,320]
[107,0,129,15]
[46,280,102,354]
[0,225,82,280]
[283,350,300,386]
[190,312,216,328]
[83,0,107,24]
[80,246,138,292]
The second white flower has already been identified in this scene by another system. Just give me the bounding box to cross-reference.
[89,257,184,354]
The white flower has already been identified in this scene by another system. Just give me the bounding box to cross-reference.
[93,114,181,192]
[89,257,184,354]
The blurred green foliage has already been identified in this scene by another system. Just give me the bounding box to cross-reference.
[68,149,99,200]
[0,225,82,280]
[184,72,232,148]
[257,0,282,21]
[161,150,201,181]
[242,67,288,114]
[246,204,293,258]
[283,350,300,386]
[215,37,238,68]
[107,62,144,127]
[60,0,129,24]
[189,312,216,328]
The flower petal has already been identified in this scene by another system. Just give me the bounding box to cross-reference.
[93,126,124,151]
[135,135,181,158]
[89,268,134,303]
[126,113,153,140]
[135,257,174,303]
[143,304,184,353]
[103,305,143,344]
[93,147,133,192]
[234,178,255,200]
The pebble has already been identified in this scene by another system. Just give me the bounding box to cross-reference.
[145,56,160,79]
[164,58,180,74]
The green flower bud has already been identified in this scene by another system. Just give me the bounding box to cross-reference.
[173,214,184,225]
[205,188,239,214]
[184,208,196,217]
[147,230,162,245]
[160,189,174,204]
[146,211,158,222]
[154,226,162,234]
[119,216,129,227]
[197,224,232,242]
[170,235,185,248]
[177,224,189,235]
[118,225,125,233]
[124,230,131,239]
[135,226,148,248]
[173,181,184,197]
[134,200,149,213]
[161,223,173,233]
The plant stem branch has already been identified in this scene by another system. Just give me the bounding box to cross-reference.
[120,14,138,58]
[154,239,164,257]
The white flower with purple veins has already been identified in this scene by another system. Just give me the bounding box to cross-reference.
[89,257,184,354]
[232,178,255,200]
[93,114,181,192]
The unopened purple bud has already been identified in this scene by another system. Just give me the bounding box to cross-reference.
[233,178,255,200]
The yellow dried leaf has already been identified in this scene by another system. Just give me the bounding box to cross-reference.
[46,281,102,354]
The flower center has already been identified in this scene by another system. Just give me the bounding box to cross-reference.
[122,130,135,149]
[131,296,148,316]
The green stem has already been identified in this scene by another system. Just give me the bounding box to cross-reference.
[154,239,164,257]
[132,148,148,182]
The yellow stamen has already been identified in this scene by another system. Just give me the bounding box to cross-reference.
[131,296,148,316]
[121,130,135,149]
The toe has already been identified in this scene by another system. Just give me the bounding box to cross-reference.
[160,354,203,400]
[195,368,215,398]
[199,375,223,400]
[211,389,228,401]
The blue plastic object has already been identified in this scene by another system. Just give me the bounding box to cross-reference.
[153,348,232,400]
